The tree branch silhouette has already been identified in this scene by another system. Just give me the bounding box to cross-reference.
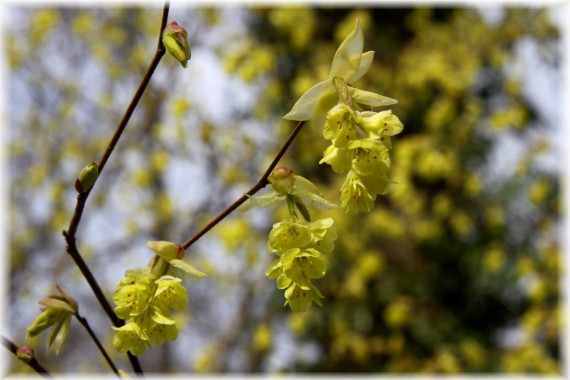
[61,2,171,374]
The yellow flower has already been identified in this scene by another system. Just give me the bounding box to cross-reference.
[340,169,388,214]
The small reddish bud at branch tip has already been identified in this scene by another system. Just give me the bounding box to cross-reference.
[16,346,34,363]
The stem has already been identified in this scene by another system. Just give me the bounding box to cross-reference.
[1,335,52,378]
[181,120,306,250]
[62,2,171,375]
[66,1,170,238]
[75,314,119,376]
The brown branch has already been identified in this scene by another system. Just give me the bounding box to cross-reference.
[61,2,171,375]
[66,1,170,238]
[1,335,52,378]
[75,314,119,376]
[181,120,306,250]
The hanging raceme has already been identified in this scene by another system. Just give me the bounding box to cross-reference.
[111,241,207,355]
[241,167,338,312]
[284,19,404,213]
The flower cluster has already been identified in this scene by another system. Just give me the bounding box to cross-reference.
[112,241,206,355]
[240,167,337,311]
[284,19,404,213]
[321,104,403,213]
[265,217,337,312]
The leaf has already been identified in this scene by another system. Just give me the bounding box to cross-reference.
[346,50,374,83]
[39,297,76,313]
[329,19,364,80]
[293,175,320,194]
[55,285,78,312]
[169,259,207,280]
[349,87,398,107]
[294,189,338,210]
[238,192,285,212]
[283,80,335,121]
[47,316,71,355]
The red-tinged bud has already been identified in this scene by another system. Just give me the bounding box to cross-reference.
[16,346,34,363]
[162,22,191,68]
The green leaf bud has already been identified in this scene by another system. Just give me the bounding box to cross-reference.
[38,296,76,314]
[75,162,98,193]
[26,308,60,337]
[162,22,191,68]
[26,287,78,354]
[268,167,295,194]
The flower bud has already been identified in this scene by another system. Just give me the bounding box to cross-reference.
[16,346,34,363]
[268,167,295,194]
[162,22,191,68]
[147,240,184,261]
[75,162,98,193]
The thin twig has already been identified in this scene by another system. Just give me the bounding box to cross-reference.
[1,335,52,378]
[61,2,171,375]
[181,120,306,250]
[75,314,119,376]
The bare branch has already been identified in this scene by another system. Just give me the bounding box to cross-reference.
[181,120,306,250]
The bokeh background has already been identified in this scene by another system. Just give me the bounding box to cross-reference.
[2,2,565,375]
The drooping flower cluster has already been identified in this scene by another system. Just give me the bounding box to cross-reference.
[112,241,206,355]
[284,19,404,213]
[321,104,403,213]
[240,167,337,311]
[265,217,337,312]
